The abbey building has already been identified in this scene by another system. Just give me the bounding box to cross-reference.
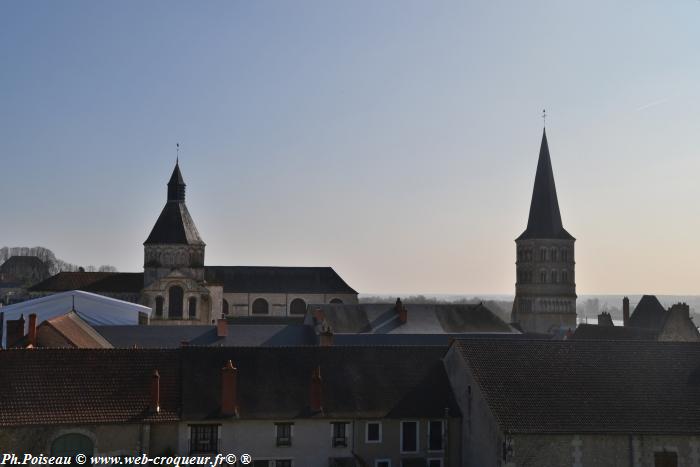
[511,129,577,333]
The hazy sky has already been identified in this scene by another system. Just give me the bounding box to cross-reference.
[2,1,700,295]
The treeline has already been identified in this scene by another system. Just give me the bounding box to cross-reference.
[0,246,117,275]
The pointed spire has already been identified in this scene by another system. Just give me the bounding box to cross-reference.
[167,161,186,202]
[517,129,574,240]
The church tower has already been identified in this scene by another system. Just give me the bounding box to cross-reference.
[143,162,206,287]
[511,129,577,334]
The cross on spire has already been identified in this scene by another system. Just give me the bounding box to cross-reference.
[542,109,547,127]
[176,143,180,164]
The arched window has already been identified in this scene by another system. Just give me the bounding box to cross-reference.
[561,249,568,262]
[51,433,93,459]
[330,298,343,304]
[222,299,229,316]
[540,271,547,283]
[155,296,164,317]
[188,297,197,318]
[169,286,184,318]
[290,298,306,315]
[540,248,547,261]
[252,298,269,315]
[562,270,568,284]
[551,270,557,283]
[551,248,557,262]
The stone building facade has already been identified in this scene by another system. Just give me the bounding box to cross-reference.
[511,129,577,334]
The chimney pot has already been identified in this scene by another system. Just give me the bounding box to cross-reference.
[217,319,228,338]
[623,297,630,327]
[27,313,37,347]
[150,370,160,413]
[310,366,323,413]
[221,360,238,416]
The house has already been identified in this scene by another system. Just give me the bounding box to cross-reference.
[444,338,700,467]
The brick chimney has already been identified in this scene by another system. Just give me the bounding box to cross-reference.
[319,324,334,347]
[27,313,37,347]
[150,370,160,413]
[623,297,630,327]
[217,319,228,338]
[310,366,322,413]
[221,360,238,416]
[395,298,407,324]
[6,314,25,348]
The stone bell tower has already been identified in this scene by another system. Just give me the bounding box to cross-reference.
[511,128,577,334]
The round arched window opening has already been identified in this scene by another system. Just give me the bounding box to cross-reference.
[155,296,164,317]
[51,433,94,460]
[290,298,307,315]
[169,286,184,318]
[188,297,197,318]
[330,298,343,304]
[252,298,269,315]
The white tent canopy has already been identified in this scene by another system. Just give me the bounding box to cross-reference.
[0,290,150,347]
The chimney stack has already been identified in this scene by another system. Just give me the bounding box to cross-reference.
[623,297,630,327]
[5,315,24,348]
[27,313,37,347]
[150,370,160,413]
[310,366,323,413]
[217,319,228,338]
[668,302,690,320]
[319,324,334,347]
[396,298,407,324]
[221,360,238,416]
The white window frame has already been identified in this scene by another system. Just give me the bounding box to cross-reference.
[275,422,293,447]
[400,420,419,454]
[374,460,391,467]
[427,458,443,467]
[427,420,445,452]
[330,421,349,448]
[365,421,382,443]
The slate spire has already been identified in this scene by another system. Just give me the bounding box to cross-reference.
[167,162,186,202]
[517,129,574,240]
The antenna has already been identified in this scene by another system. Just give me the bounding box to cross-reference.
[542,109,547,127]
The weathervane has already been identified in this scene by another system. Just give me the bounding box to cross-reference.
[176,143,180,164]
[542,109,547,127]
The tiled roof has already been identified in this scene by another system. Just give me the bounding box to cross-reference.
[517,129,574,241]
[571,323,658,340]
[28,272,144,293]
[309,303,515,334]
[0,349,180,426]
[456,338,700,434]
[42,311,113,348]
[205,266,357,294]
[628,295,668,330]
[181,346,459,420]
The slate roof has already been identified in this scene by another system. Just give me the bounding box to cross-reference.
[95,324,316,348]
[181,346,460,420]
[29,272,144,294]
[0,349,180,426]
[205,266,357,294]
[308,303,516,334]
[571,323,658,340]
[40,311,113,348]
[517,129,574,240]
[456,338,700,434]
[144,202,204,245]
[628,295,668,330]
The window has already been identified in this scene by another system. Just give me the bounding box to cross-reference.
[330,298,343,304]
[375,461,390,467]
[290,298,306,315]
[276,423,292,446]
[551,270,557,283]
[189,425,218,454]
[561,249,568,262]
[551,248,557,261]
[252,298,269,315]
[222,299,229,316]
[366,421,382,443]
[540,271,547,283]
[562,270,568,283]
[428,420,444,451]
[400,421,418,453]
[654,452,678,467]
[540,248,546,261]
[332,422,348,447]
[51,433,94,459]
[169,286,184,318]
[275,460,292,467]
[155,296,163,317]
[428,460,443,467]
[188,297,197,318]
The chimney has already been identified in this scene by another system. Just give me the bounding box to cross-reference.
[395,298,407,324]
[150,370,160,413]
[6,314,25,348]
[217,319,228,338]
[668,302,690,320]
[597,312,614,327]
[310,366,322,413]
[221,360,238,416]
[623,297,630,327]
[27,313,37,347]
[319,324,334,347]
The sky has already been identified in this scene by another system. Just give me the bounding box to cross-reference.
[1,1,700,295]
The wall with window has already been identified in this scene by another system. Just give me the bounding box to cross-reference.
[222,293,358,318]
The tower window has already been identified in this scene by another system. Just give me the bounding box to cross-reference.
[252,298,269,315]
[155,296,163,317]
[168,286,184,318]
[551,270,557,283]
[540,271,547,283]
[188,297,197,318]
[562,249,568,262]
[551,248,557,262]
[562,270,568,283]
[540,249,547,261]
